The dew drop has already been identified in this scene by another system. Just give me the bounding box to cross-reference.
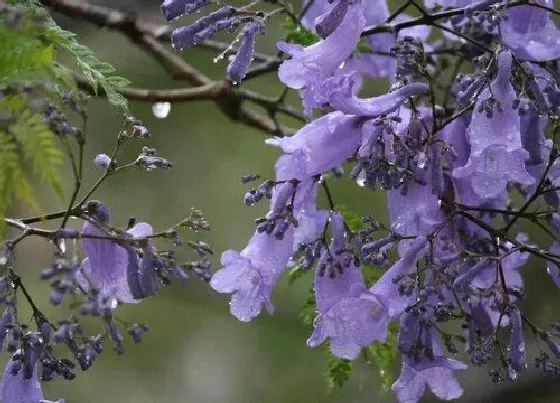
[152,102,171,119]
[356,171,366,187]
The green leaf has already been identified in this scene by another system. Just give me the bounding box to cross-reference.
[326,356,353,389]
[299,288,316,326]
[288,265,309,284]
[335,204,366,232]
[10,109,64,197]
[282,18,320,46]
[368,323,399,392]
[0,131,38,233]
[41,15,130,114]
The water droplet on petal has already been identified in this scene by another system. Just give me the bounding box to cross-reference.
[152,102,171,119]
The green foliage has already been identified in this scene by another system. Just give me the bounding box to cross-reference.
[0,17,56,86]
[368,323,399,392]
[337,205,366,232]
[6,98,64,196]
[288,265,309,284]
[41,15,130,114]
[0,130,38,232]
[282,18,320,46]
[0,96,63,231]
[299,288,316,326]
[0,3,132,228]
[326,356,353,389]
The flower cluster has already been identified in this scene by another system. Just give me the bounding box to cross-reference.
[0,111,212,401]
[184,0,560,401]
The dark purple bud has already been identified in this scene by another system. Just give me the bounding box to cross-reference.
[274,219,290,240]
[240,174,260,184]
[132,124,150,138]
[38,321,51,344]
[161,0,209,21]
[315,0,349,39]
[171,7,234,50]
[93,154,112,168]
[398,312,420,354]
[107,319,124,348]
[227,22,263,83]
[509,307,527,372]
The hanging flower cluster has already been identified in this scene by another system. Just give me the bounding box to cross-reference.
[165,0,560,401]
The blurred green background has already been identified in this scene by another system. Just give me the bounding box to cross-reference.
[5,0,560,401]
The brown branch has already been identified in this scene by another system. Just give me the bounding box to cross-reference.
[43,0,297,135]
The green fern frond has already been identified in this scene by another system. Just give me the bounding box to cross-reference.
[0,131,38,233]
[41,16,130,114]
[0,95,64,196]
[10,109,64,197]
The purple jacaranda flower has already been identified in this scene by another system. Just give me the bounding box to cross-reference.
[227,22,263,83]
[519,111,550,195]
[330,82,429,117]
[210,164,300,321]
[277,1,365,90]
[2,338,63,403]
[350,14,432,83]
[210,227,294,322]
[267,111,362,177]
[79,201,158,303]
[161,0,208,21]
[371,237,427,317]
[171,6,234,50]
[393,322,467,402]
[307,213,389,359]
[302,0,389,30]
[300,71,360,116]
[453,50,534,199]
[387,169,445,241]
[392,355,467,403]
[502,0,560,61]
[455,235,528,327]
[423,0,471,8]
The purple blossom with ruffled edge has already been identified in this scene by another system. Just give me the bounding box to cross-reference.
[307,213,389,359]
[392,355,467,403]
[277,1,365,90]
[210,157,304,321]
[79,202,158,303]
[453,50,535,199]
[502,0,560,62]
[210,226,294,322]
